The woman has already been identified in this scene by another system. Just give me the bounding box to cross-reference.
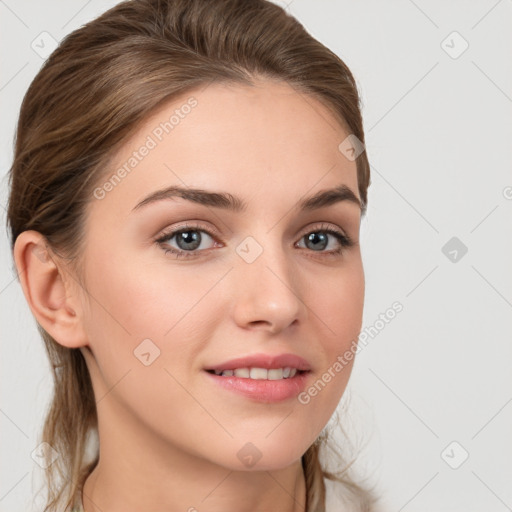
[7,0,377,510]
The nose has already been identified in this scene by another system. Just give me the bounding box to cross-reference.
[230,237,307,334]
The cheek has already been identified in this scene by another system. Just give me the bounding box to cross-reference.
[298,260,364,413]
[310,259,365,351]
[83,245,218,336]
[80,249,230,388]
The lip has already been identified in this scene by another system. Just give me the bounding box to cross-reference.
[204,369,311,402]
[204,352,312,372]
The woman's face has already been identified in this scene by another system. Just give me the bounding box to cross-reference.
[77,78,364,471]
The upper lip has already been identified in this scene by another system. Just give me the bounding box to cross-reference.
[204,353,312,372]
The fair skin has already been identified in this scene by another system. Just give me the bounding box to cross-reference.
[14,78,364,512]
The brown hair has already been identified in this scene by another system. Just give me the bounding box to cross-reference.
[6,0,375,510]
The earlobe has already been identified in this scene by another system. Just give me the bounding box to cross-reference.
[13,230,88,348]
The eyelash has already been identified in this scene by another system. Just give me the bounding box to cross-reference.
[154,222,354,260]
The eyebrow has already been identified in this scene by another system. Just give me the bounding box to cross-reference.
[131,183,363,214]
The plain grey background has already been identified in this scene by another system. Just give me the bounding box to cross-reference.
[1,1,511,511]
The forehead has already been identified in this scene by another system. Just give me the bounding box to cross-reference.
[88,79,359,222]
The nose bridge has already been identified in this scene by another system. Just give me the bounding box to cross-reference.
[230,229,306,331]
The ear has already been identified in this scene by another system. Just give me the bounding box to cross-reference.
[13,230,88,348]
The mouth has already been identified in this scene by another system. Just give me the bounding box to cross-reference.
[205,367,309,380]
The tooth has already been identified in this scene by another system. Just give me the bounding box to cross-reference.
[234,368,250,378]
[268,368,284,380]
[215,367,299,379]
[249,367,268,380]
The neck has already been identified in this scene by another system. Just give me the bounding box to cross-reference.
[81,407,307,512]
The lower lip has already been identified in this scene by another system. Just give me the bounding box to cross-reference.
[203,370,311,402]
